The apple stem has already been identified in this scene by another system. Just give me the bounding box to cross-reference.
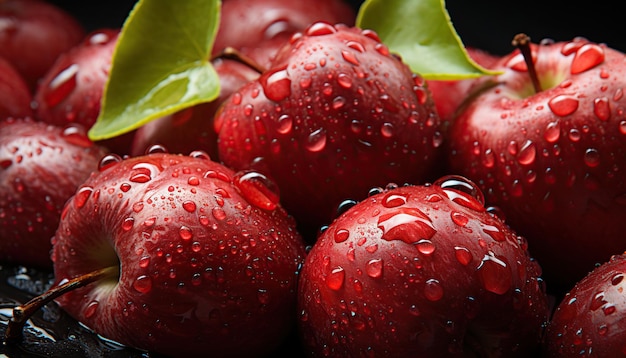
[512,33,542,93]
[3,266,118,344]
[212,47,267,74]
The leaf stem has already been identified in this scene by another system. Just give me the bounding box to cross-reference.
[4,266,118,344]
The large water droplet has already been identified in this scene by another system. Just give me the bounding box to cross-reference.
[377,207,436,244]
[44,64,79,107]
[326,267,345,290]
[593,97,611,121]
[74,186,93,208]
[571,43,605,74]
[129,162,159,183]
[477,254,512,295]
[381,192,409,208]
[517,140,536,165]
[133,275,153,293]
[233,170,280,211]
[260,65,291,102]
[98,154,122,171]
[365,258,383,278]
[548,95,579,117]
[305,128,327,152]
[435,175,485,211]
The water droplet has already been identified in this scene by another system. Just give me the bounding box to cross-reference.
[44,64,79,107]
[477,254,512,295]
[334,228,350,243]
[305,22,336,36]
[544,121,561,142]
[133,275,153,293]
[416,239,435,255]
[435,175,485,211]
[381,192,408,208]
[380,122,394,138]
[593,97,611,121]
[276,114,293,134]
[337,73,353,89]
[139,256,150,268]
[365,258,383,278]
[183,200,196,212]
[84,300,99,318]
[517,140,536,165]
[583,148,600,168]
[454,246,473,265]
[122,217,134,231]
[377,207,436,244]
[233,170,280,211]
[424,279,443,301]
[260,65,291,102]
[179,226,193,240]
[450,211,469,227]
[98,153,122,171]
[548,94,579,116]
[74,186,93,208]
[61,125,92,147]
[326,267,345,290]
[571,43,605,74]
[212,206,226,221]
[129,162,159,183]
[612,273,624,285]
[341,50,360,65]
[305,128,327,152]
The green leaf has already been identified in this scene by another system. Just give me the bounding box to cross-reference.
[356,0,501,80]
[89,0,221,141]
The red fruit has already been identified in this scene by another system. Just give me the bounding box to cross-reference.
[544,253,626,357]
[213,0,355,67]
[0,0,85,91]
[0,56,33,120]
[33,28,134,155]
[51,149,306,357]
[0,118,107,268]
[130,58,260,159]
[215,22,443,238]
[446,37,626,292]
[298,176,549,356]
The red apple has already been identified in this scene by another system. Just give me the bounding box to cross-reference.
[215,22,443,240]
[0,56,33,120]
[0,118,107,268]
[544,253,626,357]
[46,149,306,356]
[0,0,85,92]
[298,176,550,356]
[446,36,626,293]
[33,28,135,156]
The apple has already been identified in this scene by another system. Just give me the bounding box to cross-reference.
[4,148,307,357]
[215,22,443,241]
[543,253,626,357]
[446,35,626,294]
[0,118,107,268]
[212,0,356,69]
[32,28,135,156]
[0,56,33,120]
[130,57,260,159]
[297,175,550,356]
[0,0,85,92]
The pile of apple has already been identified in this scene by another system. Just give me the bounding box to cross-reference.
[1,0,626,357]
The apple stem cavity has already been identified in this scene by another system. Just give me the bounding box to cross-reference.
[212,46,267,74]
[3,265,118,344]
[512,33,542,93]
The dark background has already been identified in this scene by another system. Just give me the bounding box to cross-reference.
[47,0,626,56]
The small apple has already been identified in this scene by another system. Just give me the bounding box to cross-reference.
[0,56,33,120]
[297,176,549,356]
[33,28,135,156]
[0,0,85,91]
[446,35,626,293]
[0,118,107,268]
[543,253,626,357]
[215,22,443,240]
[7,148,307,357]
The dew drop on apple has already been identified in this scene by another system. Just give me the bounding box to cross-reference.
[593,97,611,121]
[305,128,327,152]
[122,217,134,231]
[365,258,383,278]
[337,73,353,89]
[61,125,92,147]
[377,207,436,243]
[179,225,193,240]
[260,65,291,102]
[517,140,537,165]
[454,246,473,265]
[544,121,561,143]
[583,148,601,167]
[477,254,512,295]
[548,94,579,116]
[233,170,280,211]
[619,120,626,135]
[326,266,345,290]
[341,50,360,66]
[416,239,435,255]
[182,200,196,212]
[571,43,605,74]
[435,175,485,210]
[276,114,293,134]
[381,192,408,208]
[139,255,150,268]
[334,228,350,243]
[133,275,152,294]
[98,153,122,171]
[84,300,99,318]
[424,278,443,301]
[44,63,79,107]
[129,162,159,183]
[212,206,226,221]
[74,186,93,208]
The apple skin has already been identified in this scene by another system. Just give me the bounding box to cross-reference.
[130,58,260,159]
[0,0,85,92]
[0,118,107,268]
[51,150,307,357]
[0,56,33,120]
[446,38,626,293]
[298,177,549,357]
[544,253,626,357]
